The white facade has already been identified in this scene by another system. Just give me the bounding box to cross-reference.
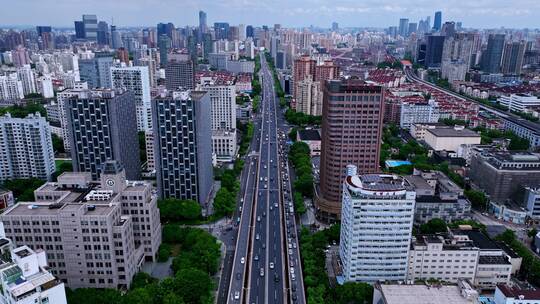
[37,74,54,98]
[400,99,440,129]
[0,74,24,101]
[198,82,237,162]
[424,126,481,152]
[339,166,416,282]
[0,243,67,304]
[295,76,322,116]
[525,187,540,219]
[499,94,540,113]
[16,65,37,96]
[110,66,152,131]
[56,88,89,153]
[0,113,55,182]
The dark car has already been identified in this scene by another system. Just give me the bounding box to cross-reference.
[236,273,241,280]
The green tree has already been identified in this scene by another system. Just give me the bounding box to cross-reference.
[131,272,158,290]
[158,199,202,222]
[419,218,448,234]
[334,282,374,304]
[174,268,214,304]
[0,102,46,118]
[138,131,147,163]
[464,189,488,210]
[3,178,46,201]
[213,187,236,217]
[66,288,122,304]
[52,134,65,153]
[122,288,154,304]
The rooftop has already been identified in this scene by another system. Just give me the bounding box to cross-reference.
[426,127,480,138]
[451,229,501,250]
[497,284,540,300]
[298,129,321,141]
[478,255,510,265]
[377,283,477,304]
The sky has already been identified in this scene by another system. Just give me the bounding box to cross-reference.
[1,0,540,29]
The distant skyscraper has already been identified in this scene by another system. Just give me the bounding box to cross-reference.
[152,90,213,205]
[97,21,109,45]
[16,64,37,96]
[332,22,339,31]
[110,66,152,131]
[398,18,409,37]
[157,22,174,39]
[74,21,85,39]
[165,54,195,91]
[408,22,418,36]
[481,34,506,74]
[65,89,141,180]
[433,11,442,31]
[246,25,254,38]
[82,14,98,41]
[214,22,230,40]
[199,10,207,40]
[441,21,456,37]
[0,113,55,182]
[79,52,114,88]
[501,41,526,75]
[202,33,213,59]
[424,34,445,68]
[110,25,122,49]
[318,80,384,222]
[158,34,170,67]
[339,166,416,282]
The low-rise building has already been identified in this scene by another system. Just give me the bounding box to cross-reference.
[494,284,540,304]
[424,125,481,152]
[525,187,540,219]
[498,94,540,113]
[405,170,471,224]
[297,129,321,156]
[0,239,67,304]
[0,188,14,211]
[409,123,446,141]
[0,161,161,289]
[400,99,440,130]
[373,280,479,304]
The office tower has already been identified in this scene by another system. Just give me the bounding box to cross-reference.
[441,21,456,37]
[293,55,316,88]
[158,35,170,67]
[318,80,384,222]
[0,161,162,289]
[332,22,339,31]
[156,22,174,39]
[65,89,141,180]
[276,51,286,69]
[199,11,208,41]
[203,33,213,59]
[16,64,37,96]
[36,26,54,50]
[214,22,230,40]
[238,24,246,40]
[187,35,198,64]
[82,14,98,41]
[116,47,129,64]
[501,41,526,75]
[433,11,442,31]
[97,21,109,45]
[270,36,280,59]
[408,22,418,36]
[0,113,55,182]
[0,74,24,100]
[398,18,409,37]
[229,26,240,41]
[165,54,195,90]
[481,34,506,74]
[78,52,113,88]
[339,166,415,282]
[0,239,68,304]
[246,25,254,38]
[152,90,213,205]
[110,25,122,49]
[74,21,85,39]
[110,66,152,131]
[441,33,474,81]
[424,34,445,68]
[198,82,237,162]
[36,25,51,36]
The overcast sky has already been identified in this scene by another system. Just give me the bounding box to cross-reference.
[2,0,539,29]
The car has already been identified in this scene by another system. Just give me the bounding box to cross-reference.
[274,203,278,208]
[292,293,298,300]
[288,249,293,255]
[270,206,273,211]
[274,274,280,282]
[290,267,295,274]
[258,191,262,196]
[293,243,297,249]
[257,216,261,222]
[236,273,241,280]
[290,260,294,267]
[270,262,274,269]
[239,206,242,212]
[292,284,296,292]
[241,257,245,264]
[256,233,260,240]
[264,184,267,189]
[264,177,268,182]
[288,243,292,249]
[234,291,240,300]
[260,268,265,277]
[263,211,266,217]
[264,165,267,169]
[291,273,296,281]
[262,243,266,249]
[260,177,263,181]
[254,255,259,261]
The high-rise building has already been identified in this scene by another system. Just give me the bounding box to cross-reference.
[441,33,474,81]
[79,52,114,88]
[318,80,384,222]
[165,54,195,90]
[82,14,98,41]
[0,161,161,289]
[110,25,122,49]
[152,90,213,206]
[36,26,54,50]
[339,166,416,282]
[501,41,526,75]
[110,66,152,131]
[481,34,506,74]
[332,22,339,31]
[214,22,230,40]
[246,25,254,38]
[199,10,207,41]
[158,34,170,67]
[16,64,37,96]
[156,22,175,39]
[398,18,409,37]
[202,33,213,59]
[0,74,24,101]
[408,23,418,36]
[97,21,109,45]
[293,55,316,92]
[0,239,68,304]
[197,81,237,162]
[0,113,55,182]
[424,34,445,68]
[74,21,85,39]
[441,21,456,37]
[433,11,442,31]
[295,76,322,116]
[65,89,141,180]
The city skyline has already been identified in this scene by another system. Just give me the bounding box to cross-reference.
[2,0,540,29]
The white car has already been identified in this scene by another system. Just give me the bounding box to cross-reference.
[234,291,240,300]
[260,268,265,277]
[270,262,275,269]
[240,257,245,264]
